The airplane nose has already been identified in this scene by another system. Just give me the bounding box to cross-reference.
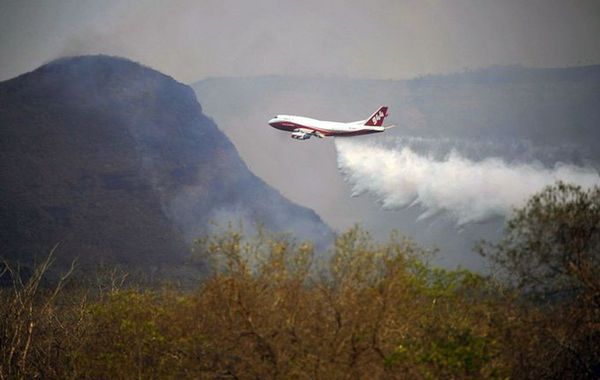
[268,118,277,125]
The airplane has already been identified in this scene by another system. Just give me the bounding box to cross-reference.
[268,106,393,140]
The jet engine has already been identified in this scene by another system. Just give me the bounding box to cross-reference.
[291,131,310,140]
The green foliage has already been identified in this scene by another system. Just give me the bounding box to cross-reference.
[390,326,498,379]
[75,290,208,379]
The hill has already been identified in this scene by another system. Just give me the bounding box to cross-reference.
[0,55,331,272]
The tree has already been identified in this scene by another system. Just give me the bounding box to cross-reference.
[480,181,600,379]
[481,182,599,299]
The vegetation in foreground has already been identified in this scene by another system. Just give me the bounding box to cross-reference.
[0,182,598,379]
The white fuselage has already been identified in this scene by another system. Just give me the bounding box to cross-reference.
[268,115,385,137]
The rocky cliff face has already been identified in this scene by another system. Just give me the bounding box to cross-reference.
[0,55,331,271]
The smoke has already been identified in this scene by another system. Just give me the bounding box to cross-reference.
[336,138,600,225]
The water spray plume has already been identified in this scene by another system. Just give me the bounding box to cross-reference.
[336,139,600,224]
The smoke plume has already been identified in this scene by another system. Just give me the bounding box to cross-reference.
[336,138,600,225]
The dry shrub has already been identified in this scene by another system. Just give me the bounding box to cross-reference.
[4,183,597,378]
[0,247,84,379]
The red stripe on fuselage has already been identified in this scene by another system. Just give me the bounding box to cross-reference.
[269,121,382,137]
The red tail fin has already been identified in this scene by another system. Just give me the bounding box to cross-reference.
[364,106,389,126]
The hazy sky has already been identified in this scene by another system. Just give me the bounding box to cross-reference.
[1,0,600,82]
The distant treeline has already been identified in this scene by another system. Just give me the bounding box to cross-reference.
[1,182,598,379]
